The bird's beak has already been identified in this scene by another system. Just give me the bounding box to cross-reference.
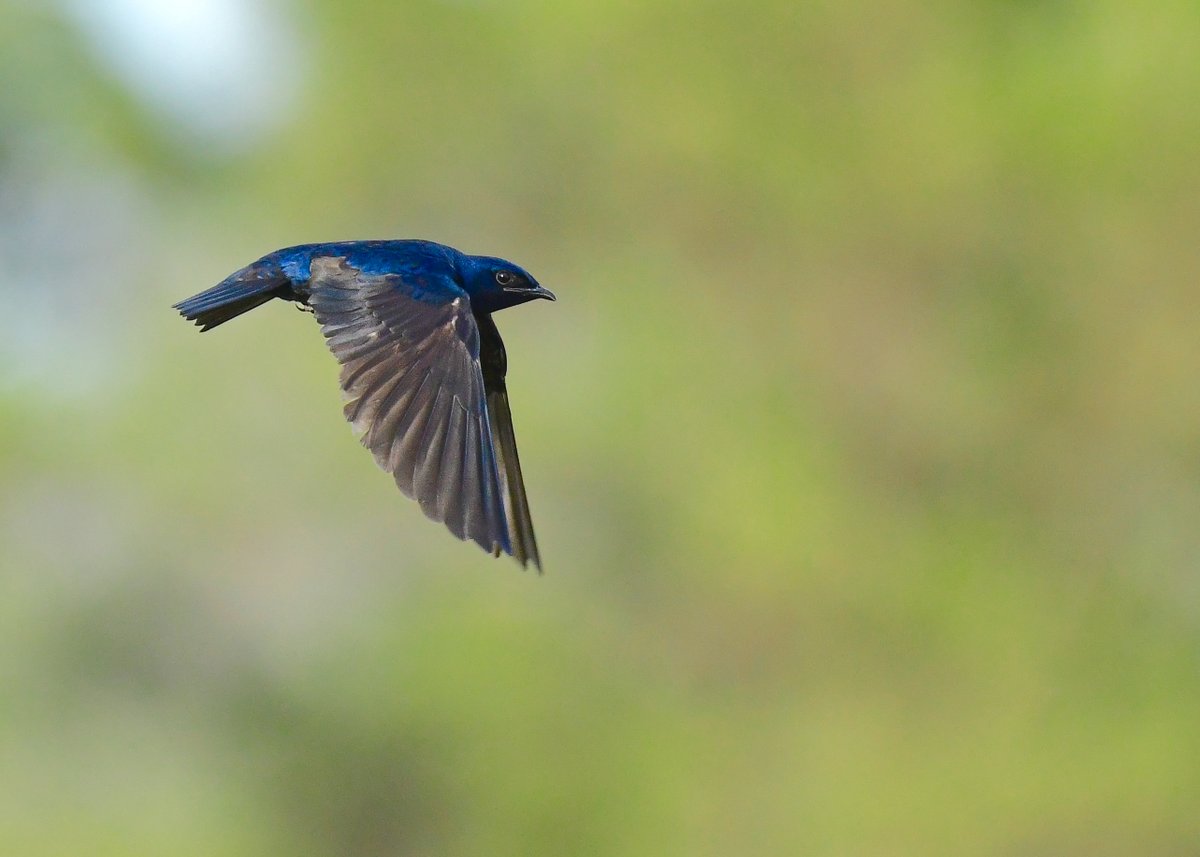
[508,285,556,302]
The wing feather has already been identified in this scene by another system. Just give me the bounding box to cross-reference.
[437,399,467,537]
[476,314,541,569]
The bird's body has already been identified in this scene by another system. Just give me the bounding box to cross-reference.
[173,240,554,569]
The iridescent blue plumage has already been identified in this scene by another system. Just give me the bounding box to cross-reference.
[173,240,554,569]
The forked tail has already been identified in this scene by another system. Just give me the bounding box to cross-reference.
[173,258,292,331]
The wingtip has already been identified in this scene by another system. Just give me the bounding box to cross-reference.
[493,542,542,574]
[514,549,543,574]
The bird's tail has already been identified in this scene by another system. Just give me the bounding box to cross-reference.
[173,257,291,331]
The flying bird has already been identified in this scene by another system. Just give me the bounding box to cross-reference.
[173,240,555,570]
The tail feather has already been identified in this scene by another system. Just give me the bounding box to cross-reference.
[174,258,291,331]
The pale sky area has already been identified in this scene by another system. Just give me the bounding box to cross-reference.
[1,1,306,395]
[60,0,304,148]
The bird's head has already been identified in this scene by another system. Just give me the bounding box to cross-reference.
[460,254,555,313]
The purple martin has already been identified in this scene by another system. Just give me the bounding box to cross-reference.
[173,240,555,570]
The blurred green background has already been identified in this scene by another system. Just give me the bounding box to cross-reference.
[3,0,1199,854]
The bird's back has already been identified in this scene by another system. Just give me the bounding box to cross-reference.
[269,240,464,288]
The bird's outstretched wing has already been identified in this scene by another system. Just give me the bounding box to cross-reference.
[476,314,541,569]
[306,256,534,566]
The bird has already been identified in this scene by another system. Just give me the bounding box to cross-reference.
[173,240,555,570]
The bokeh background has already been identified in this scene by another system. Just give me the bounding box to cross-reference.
[3,0,1199,854]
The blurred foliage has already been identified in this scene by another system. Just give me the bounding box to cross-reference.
[2,0,1200,854]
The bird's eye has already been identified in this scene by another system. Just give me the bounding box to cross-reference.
[495,271,515,286]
